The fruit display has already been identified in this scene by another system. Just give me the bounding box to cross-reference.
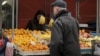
[79,37,92,48]
[79,29,93,38]
[79,29,93,48]
[31,30,51,45]
[3,29,49,52]
[40,30,51,40]
[93,36,100,41]
[79,35,100,49]
[31,30,51,38]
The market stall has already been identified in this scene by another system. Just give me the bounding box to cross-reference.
[75,0,100,55]
[0,0,50,56]
[3,29,50,56]
[0,0,99,56]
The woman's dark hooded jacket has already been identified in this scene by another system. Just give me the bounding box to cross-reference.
[26,10,46,31]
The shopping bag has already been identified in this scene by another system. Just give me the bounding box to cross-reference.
[5,42,14,56]
[92,40,100,56]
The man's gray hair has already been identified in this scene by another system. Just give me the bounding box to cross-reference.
[58,7,67,11]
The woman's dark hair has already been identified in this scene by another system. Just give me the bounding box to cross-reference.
[33,10,45,24]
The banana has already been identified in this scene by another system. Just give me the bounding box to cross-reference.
[48,18,54,27]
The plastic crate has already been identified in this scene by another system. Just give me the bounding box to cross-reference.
[81,48,92,54]
[91,32,96,36]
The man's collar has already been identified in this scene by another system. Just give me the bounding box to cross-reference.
[55,10,68,19]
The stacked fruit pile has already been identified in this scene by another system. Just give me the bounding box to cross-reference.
[31,30,51,44]
[31,30,51,40]
[79,37,92,48]
[40,30,51,40]
[3,29,48,52]
[93,36,100,41]
[79,29,93,48]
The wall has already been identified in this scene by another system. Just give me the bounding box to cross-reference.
[18,0,96,28]
[79,0,96,23]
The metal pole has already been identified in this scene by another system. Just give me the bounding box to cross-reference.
[16,0,18,28]
[0,0,2,36]
[96,0,98,35]
[76,0,80,20]
[12,0,15,38]
[96,0,100,36]
[99,0,100,36]
[45,0,46,17]
[50,0,51,18]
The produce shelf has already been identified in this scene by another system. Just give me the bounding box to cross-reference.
[81,48,92,54]
[14,45,50,56]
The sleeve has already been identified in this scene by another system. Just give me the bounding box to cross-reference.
[50,19,63,56]
[62,20,81,56]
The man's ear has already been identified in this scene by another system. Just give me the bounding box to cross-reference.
[56,7,60,12]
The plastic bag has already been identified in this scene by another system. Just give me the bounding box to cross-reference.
[5,42,14,56]
[92,40,100,55]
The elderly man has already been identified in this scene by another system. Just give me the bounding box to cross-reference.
[50,0,81,56]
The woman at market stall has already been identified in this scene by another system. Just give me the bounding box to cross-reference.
[26,10,46,31]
